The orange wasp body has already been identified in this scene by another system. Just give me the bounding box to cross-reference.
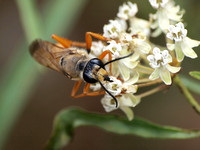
[30,32,133,107]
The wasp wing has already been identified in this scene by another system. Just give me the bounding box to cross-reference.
[29,39,69,73]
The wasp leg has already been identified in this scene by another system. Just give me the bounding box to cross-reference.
[71,80,82,97]
[72,83,105,98]
[98,50,113,75]
[52,34,86,48]
[85,32,111,52]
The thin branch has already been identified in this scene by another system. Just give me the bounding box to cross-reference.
[137,79,163,88]
[136,85,167,98]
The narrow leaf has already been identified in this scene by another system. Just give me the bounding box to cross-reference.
[189,71,200,80]
[46,108,200,150]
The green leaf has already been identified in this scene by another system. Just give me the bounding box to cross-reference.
[189,71,200,80]
[46,108,200,150]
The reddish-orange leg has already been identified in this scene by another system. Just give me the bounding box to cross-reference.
[52,34,86,48]
[98,50,112,74]
[85,32,111,52]
[71,82,105,98]
[52,32,111,52]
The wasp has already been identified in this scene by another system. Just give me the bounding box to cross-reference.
[29,32,133,107]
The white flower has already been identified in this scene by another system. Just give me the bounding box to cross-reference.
[103,20,122,39]
[149,0,169,9]
[150,1,184,36]
[117,2,138,20]
[129,17,151,37]
[101,76,139,120]
[103,40,122,58]
[167,22,187,42]
[104,76,138,96]
[147,47,181,85]
[104,76,123,96]
[167,22,199,61]
[119,33,133,46]
[129,33,151,58]
[101,94,140,120]
[90,83,101,91]
[89,41,104,58]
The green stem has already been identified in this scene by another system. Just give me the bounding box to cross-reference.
[180,75,200,95]
[174,75,200,115]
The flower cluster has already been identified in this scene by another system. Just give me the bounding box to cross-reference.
[89,0,199,120]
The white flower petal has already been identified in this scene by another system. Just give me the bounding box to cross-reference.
[126,71,139,85]
[118,62,130,81]
[130,52,140,61]
[137,42,151,54]
[158,9,169,31]
[120,95,134,107]
[166,64,181,73]
[151,27,162,37]
[101,95,117,112]
[129,17,150,36]
[110,62,120,77]
[184,37,200,48]
[149,68,160,80]
[147,55,154,62]
[167,54,172,63]
[175,43,185,62]
[153,47,160,54]
[167,43,175,51]
[90,83,101,91]
[160,68,171,85]
[105,76,122,96]
[123,60,139,69]
[120,106,134,120]
[181,41,198,59]
[128,94,141,107]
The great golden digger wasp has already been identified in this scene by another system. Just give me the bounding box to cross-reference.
[29,32,133,107]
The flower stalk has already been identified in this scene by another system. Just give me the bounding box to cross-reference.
[137,85,167,98]
[174,75,200,114]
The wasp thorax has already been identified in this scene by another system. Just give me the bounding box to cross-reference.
[60,53,89,80]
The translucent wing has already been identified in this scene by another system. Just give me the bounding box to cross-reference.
[29,39,70,72]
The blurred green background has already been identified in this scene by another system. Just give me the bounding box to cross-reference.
[0,0,200,149]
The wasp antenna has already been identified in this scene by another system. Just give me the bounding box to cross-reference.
[103,52,134,67]
[95,74,118,108]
